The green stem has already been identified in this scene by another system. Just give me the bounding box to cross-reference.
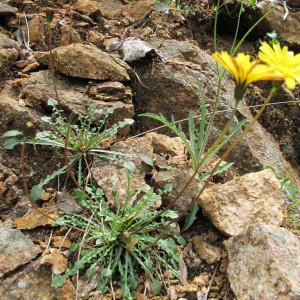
[173,101,239,203]
[196,86,278,200]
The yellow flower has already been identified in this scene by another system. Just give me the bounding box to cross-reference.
[213,51,283,100]
[259,42,300,89]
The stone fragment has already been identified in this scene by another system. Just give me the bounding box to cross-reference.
[153,168,200,218]
[122,0,154,23]
[57,191,83,214]
[91,135,154,205]
[40,249,68,274]
[59,25,82,46]
[0,92,40,133]
[87,30,104,48]
[219,1,300,50]
[73,0,122,18]
[225,224,300,300]
[0,3,17,18]
[199,169,285,236]
[0,48,18,72]
[28,15,45,45]
[0,222,41,278]
[149,132,185,157]
[122,38,156,62]
[0,32,19,50]
[0,266,75,300]
[88,81,132,103]
[0,162,21,210]
[257,2,300,49]
[52,43,130,81]
[191,236,221,264]
[148,39,202,63]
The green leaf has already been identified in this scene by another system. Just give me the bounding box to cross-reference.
[30,165,68,201]
[2,130,23,138]
[30,185,45,202]
[124,161,136,173]
[69,242,80,253]
[51,274,65,288]
[182,202,199,231]
[174,235,187,245]
[4,138,22,149]
[163,210,178,219]
[151,278,162,295]
[102,267,113,277]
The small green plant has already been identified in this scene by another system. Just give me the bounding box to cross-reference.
[268,166,300,229]
[2,99,137,200]
[3,99,133,157]
[247,0,257,8]
[141,96,247,231]
[52,182,181,299]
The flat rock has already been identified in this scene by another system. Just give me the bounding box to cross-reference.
[0,222,41,278]
[20,70,134,131]
[199,169,285,236]
[225,224,300,300]
[52,43,130,81]
[148,38,202,63]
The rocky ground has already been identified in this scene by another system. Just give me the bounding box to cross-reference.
[1,0,300,299]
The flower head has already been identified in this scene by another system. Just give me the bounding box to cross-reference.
[259,42,300,89]
[213,51,283,100]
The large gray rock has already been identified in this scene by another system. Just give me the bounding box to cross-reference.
[52,44,130,81]
[0,222,41,278]
[199,169,285,236]
[225,224,300,300]
[148,38,203,63]
[20,70,134,130]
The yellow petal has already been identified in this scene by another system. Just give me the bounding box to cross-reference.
[213,52,238,80]
[285,77,296,89]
